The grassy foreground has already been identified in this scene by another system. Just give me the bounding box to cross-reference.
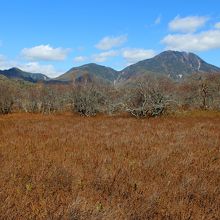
[0,113,220,219]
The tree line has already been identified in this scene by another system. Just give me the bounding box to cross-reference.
[0,73,220,117]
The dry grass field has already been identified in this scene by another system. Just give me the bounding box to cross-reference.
[0,112,220,219]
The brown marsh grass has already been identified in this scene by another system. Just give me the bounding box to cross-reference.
[0,112,220,219]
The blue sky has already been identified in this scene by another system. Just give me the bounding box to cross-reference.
[0,0,220,77]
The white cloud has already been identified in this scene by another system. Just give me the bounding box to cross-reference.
[0,55,61,77]
[169,16,208,33]
[19,62,61,77]
[162,29,220,52]
[122,48,156,64]
[95,35,127,50]
[154,15,162,25]
[74,48,156,65]
[92,50,119,62]
[214,22,220,29]
[21,44,70,61]
[73,56,88,63]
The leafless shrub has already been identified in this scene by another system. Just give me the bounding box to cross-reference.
[124,77,173,118]
[178,73,220,110]
[0,72,219,116]
[72,84,106,116]
[0,81,14,114]
[40,87,61,114]
[23,87,41,113]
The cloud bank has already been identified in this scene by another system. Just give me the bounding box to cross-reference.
[122,48,156,64]
[21,45,70,61]
[169,16,208,33]
[161,15,220,52]
[95,35,127,50]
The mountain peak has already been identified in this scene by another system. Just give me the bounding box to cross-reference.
[155,50,198,59]
[120,50,220,80]
[1,50,219,84]
[9,67,23,72]
[0,67,49,82]
[56,63,119,82]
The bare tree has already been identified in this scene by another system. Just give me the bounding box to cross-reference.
[72,84,106,116]
[22,86,41,113]
[179,74,220,110]
[0,81,14,114]
[124,76,174,118]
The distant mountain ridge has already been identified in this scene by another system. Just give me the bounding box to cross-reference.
[119,50,220,80]
[0,67,50,82]
[55,63,119,83]
[1,51,220,83]
[57,51,220,83]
